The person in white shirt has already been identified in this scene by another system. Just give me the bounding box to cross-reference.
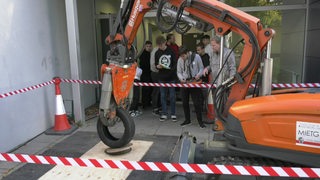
[129,65,143,117]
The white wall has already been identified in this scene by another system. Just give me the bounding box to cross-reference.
[0,0,71,152]
[0,0,98,152]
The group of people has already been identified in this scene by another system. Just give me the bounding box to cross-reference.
[129,34,236,129]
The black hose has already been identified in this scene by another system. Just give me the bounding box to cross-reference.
[175,21,192,34]
[156,0,186,33]
[189,1,261,120]
[153,0,262,120]
[191,1,261,78]
[252,71,261,97]
[119,7,129,59]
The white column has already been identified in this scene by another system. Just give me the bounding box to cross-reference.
[65,0,85,123]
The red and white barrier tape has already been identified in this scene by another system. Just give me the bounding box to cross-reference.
[272,83,320,88]
[1,79,319,99]
[135,82,213,88]
[60,78,320,89]
[135,82,320,88]
[0,153,319,178]
[61,78,212,88]
[61,78,101,85]
[0,80,54,99]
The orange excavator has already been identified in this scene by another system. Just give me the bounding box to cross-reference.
[97,0,320,167]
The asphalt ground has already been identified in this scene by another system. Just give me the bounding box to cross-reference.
[3,131,181,180]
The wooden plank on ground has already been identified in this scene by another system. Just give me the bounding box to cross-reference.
[39,140,153,180]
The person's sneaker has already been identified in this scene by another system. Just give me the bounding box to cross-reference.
[171,115,177,122]
[180,121,191,127]
[129,111,136,117]
[135,110,142,116]
[200,124,206,129]
[159,114,167,122]
[152,109,160,116]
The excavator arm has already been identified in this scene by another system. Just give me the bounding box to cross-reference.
[106,0,273,108]
[106,0,153,49]
[100,0,320,166]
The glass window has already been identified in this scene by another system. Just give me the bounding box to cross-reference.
[227,7,306,83]
[224,0,306,7]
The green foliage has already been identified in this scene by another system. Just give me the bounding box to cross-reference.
[225,0,282,7]
[251,11,281,28]
[225,0,282,28]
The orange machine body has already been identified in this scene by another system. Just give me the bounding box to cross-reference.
[229,92,320,154]
[101,63,137,106]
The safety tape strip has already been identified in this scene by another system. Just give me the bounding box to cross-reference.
[61,78,102,85]
[61,78,320,89]
[0,80,54,99]
[1,79,319,99]
[0,153,319,177]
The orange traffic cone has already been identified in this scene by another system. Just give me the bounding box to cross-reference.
[45,77,77,135]
[207,90,215,120]
[207,89,224,132]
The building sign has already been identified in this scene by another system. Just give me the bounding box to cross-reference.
[296,121,320,148]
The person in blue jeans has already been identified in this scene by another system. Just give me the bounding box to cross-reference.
[154,35,177,122]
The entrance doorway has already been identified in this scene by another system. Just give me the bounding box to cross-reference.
[95,14,116,79]
[182,33,203,52]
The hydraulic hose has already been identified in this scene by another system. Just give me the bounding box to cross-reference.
[153,0,262,120]
[188,0,261,120]
[156,0,187,33]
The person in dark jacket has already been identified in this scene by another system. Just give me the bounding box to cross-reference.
[177,46,206,128]
[155,35,177,121]
[139,41,153,108]
[150,46,161,116]
[196,42,210,113]
[166,33,179,62]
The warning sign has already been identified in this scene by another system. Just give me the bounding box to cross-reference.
[296,121,320,148]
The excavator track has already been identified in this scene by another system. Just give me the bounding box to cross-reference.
[168,134,310,180]
[210,155,304,167]
[188,135,308,168]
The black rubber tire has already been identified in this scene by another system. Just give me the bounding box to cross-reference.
[97,108,135,148]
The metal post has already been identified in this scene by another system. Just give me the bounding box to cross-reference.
[302,0,309,81]
[261,39,273,96]
[218,36,225,86]
[65,0,85,123]
[215,35,225,116]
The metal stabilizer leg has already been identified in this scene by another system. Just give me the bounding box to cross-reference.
[167,132,196,180]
